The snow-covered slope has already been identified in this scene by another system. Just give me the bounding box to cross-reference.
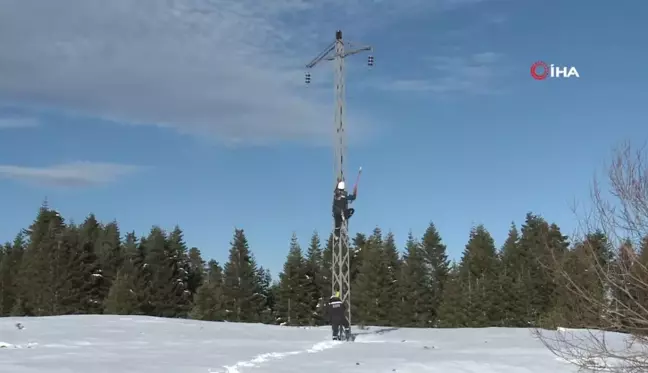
[0,315,593,372]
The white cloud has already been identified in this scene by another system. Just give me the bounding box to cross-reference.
[0,0,486,145]
[376,52,505,94]
[0,116,40,129]
[0,162,140,186]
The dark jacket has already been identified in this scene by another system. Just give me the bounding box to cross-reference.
[327,296,346,324]
[332,189,356,215]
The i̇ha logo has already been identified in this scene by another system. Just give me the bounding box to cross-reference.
[530,61,579,80]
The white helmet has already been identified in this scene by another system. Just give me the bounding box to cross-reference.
[337,181,345,190]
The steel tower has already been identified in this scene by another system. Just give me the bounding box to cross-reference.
[305,30,373,327]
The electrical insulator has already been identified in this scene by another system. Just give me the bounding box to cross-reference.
[305,72,311,84]
[368,55,374,67]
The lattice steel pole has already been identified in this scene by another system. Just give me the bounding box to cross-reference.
[305,30,373,329]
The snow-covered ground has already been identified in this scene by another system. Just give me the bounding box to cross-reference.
[0,315,611,372]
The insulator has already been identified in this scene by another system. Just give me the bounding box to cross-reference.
[305,72,311,84]
[368,55,374,67]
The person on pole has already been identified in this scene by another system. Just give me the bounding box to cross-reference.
[332,178,356,240]
[327,291,350,340]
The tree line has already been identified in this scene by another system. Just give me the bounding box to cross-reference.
[1,201,644,331]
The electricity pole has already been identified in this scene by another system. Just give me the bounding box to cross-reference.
[305,30,373,329]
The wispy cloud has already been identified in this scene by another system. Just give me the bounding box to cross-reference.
[0,116,40,129]
[0,0,487,145]
[0,162,140,187]
[376,52,505,95]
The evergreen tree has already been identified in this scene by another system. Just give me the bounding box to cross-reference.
[421,222,450,323]
[190,260,226,321]
[96,221,123,303]
[305,231,325,325]
[166,226,192,317]
[18,205,66,315]
[0,233,25,315]
[381,232,401,324]
[77,215,109,313]
[321,234,333,297]
[499,223,531,326]
[48,224,81,314]
[457,225,501,326]
[633,236,648,324]
[256,266,274,323]
[354,227,392,325]
[105,269,138,314]
[222,229,263,322]
[277,233,310,325]
[59,225,105,314]
[1,200,634,331]
[140,227,179,317]
[398,232,432,326]
[538,222,571,327]
[105,232,142,314]
[437,262,468,327]
[518,213,555,325]
[269,280,281,323]
[350,233,368,287]
[187,247,206,297]
[610,237,648,333]
[611,239,636,331]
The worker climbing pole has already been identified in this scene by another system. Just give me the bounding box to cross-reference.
[305,30,373,339]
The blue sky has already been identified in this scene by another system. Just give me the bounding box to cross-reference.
[0,0,646,278]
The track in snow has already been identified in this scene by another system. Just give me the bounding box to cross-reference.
[221,339,344,373]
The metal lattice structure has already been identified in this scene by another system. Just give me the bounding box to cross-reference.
[305,30,373,327]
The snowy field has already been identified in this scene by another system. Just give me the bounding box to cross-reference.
[0,315,616,372]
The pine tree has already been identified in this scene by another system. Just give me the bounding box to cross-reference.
[305,231,325,325]
[381,232,401,325]
[105,232,142,314]
[611,239,635,331]
[255,266,274,323]
[3,199,628,330]
[96,221,123,302]
[222,229,263,322]
[348,233,367,323]
[354,227,392,325]
[166,226,192,317]
[190,260,226,321]
[421,222,450,323]
[105,270,138,314]
[141,227,178,317]
[187,247,206,297]
[269,279,280,318]
[518,213,555,325]
[633,236,648,326]
[59,225,106,314]
[321,233,333,298]
[49,224,81,314]
[537,222,570,327]
[398,232,432,326]
[277,233,310,325]
[77,215,109,313]
[457,225,501,327]
[350,233,368,287]
[0,233,25,315]
[42,211,72,315]
[554,231,611,328]
[499,222,531,326]
[0,243,10,315]
[18,205,66,315]
[437,262,468,327]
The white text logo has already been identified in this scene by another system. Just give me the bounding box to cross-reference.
[530,61,579,80]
